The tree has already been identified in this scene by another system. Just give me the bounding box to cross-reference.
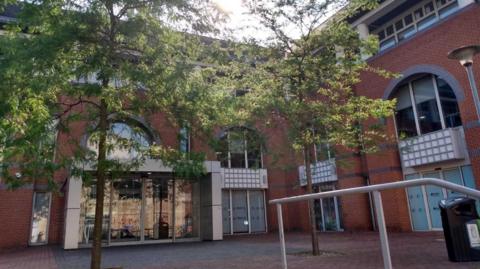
[229,0,397,255]
[0,1,232,268]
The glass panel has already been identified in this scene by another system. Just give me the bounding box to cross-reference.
[412,76,442,134]
[398,26,416,41]
[462,165,476,189]
[394,85,417,138]
[232,190,249,233]
[385,25,394,36]
[316,142,334,161]
[79,182,111,244]
[249,190,266,233]
[406,174,430,231]
[417,15,438,31]
[439,2,459,19]
[395,20,404,31]
[414,8,424,20]
[314,199,323,231]
[379,37,396,51]
[378,30,385,41]
[322,197,339,231]
[110,178,142,242]
[174,179,200,238]
[437,77,462,128]
[222,190,231,234]
[179,127,190,153]
[404,14,413,25]
[87,122,152,160]
[246,131,262,169]
[443,168,464,198]
[30,193,51,245]
[229,130,246,168]
[424,2,435,14]
[423,172,444,229]
[144,177,173,240]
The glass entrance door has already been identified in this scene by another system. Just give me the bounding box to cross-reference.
[30,192,52,245]
[110,178,142,242]
[232,190,249,233]
[423,171,444,229]
[144,177,173,240]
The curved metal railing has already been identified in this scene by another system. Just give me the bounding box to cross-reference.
[269,178,480,269]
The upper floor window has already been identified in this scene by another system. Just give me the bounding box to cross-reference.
[179,127,190,153]
[217,127,262,169]
[87,121,153,160]
[393,74,462,139]
[375,0,459,52]
[315,142,335,162]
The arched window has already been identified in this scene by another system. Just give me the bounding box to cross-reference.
[217,127,262,169]
[87,121,153,160]
[393,74,462,138]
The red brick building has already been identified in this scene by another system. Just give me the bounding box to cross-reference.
[1,0,480,250]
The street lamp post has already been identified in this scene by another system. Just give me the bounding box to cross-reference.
[448,45,480,121]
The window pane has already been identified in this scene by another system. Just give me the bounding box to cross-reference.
[30,193,51,245]
[110,178,142,242]
[417,15,438,31]
[229,130,246,168]
[378,30,385,41]
[394,85,417,138]
[412,76,442,134]
[79,182,111,244]
[316,142,334,161]
[222,190,231,234]
[386,25,394,36]
[443,168,464,198]
[424,2,435,14]
[398,26,416,41]
[414,8,424,20]
[246,131,262,168]
[404,14,413,25]
[439,2,459,19]
[144,177,173,240]
[379,37,396,51]
[436,77,462,128]
[249,191,266,233]
[395,20,404,31]
[174,179,200,238]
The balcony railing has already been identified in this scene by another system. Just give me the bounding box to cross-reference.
[298,158,337,186]
[398,127,465,168]
[221,168,268,189]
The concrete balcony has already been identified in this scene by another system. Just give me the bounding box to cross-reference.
[299,159,337,186]
[398,127,466,168]
[220,168,268,189]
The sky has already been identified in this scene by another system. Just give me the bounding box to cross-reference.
[211,0,339,41]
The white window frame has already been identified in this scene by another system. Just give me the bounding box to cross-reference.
[224,128,263,169]
[394,74,461,139]
[375,0,459,51]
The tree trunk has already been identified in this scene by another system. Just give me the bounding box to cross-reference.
[91,99,108,269]
[304,144,320,256]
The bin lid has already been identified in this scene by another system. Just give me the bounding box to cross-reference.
[439,197,476,208]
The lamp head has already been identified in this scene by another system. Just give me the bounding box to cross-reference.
[448,45,480,67]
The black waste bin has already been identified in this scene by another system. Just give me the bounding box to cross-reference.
[439,197,480,262]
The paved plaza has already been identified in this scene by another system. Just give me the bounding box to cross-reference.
[0,232,479,269]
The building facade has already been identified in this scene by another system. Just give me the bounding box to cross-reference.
[1,0,480,250]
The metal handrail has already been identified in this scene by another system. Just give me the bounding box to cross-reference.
[269,178,480,269]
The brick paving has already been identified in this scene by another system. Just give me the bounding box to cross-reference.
[0,232,479,269]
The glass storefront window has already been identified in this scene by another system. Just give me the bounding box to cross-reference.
[78,174,200,245]
[174,179,200,238]
[78,182,111,244]
[144,178,173,240]
[30,192,51,245]
[110,178,142,242]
